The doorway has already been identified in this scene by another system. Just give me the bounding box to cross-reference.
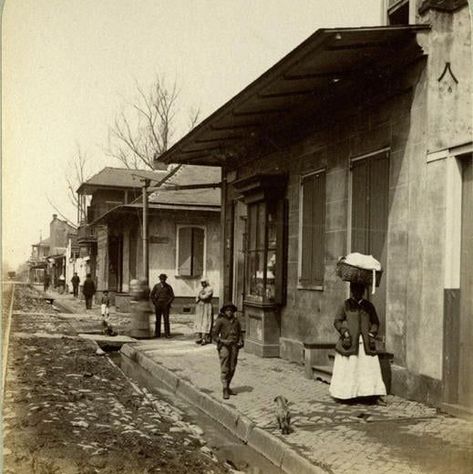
[108,235,123,292]
[458,155,473,409]
[232,200,247,312]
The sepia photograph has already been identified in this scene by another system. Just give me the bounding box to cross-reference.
[2,1,472,473]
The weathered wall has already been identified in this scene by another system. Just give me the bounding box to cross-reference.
[422,6,473,151]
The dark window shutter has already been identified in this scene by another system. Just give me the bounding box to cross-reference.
[311,172,326,285]
[192,228,205,277]
[300,172,326,285]
[300,175,314,282]
[351,160,369,254]
[368,154,389,263]
[178,227,192,276]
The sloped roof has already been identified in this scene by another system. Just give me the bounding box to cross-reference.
[33,237,50,247]
[77,167,168,194]
[148,164,221,206]
[163,165,221,187]
[156,25,429,166]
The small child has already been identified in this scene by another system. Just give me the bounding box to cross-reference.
[100,290,110,321]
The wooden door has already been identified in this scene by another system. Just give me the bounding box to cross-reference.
[351,151,390,333]
[459,156,473,409]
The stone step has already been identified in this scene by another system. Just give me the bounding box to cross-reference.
[312,364,333,384]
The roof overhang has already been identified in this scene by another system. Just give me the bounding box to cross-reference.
[157,25,429,166]
[91,202,220,226]
[77,183,139,195]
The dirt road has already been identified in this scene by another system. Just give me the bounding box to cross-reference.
[2,284,227,474]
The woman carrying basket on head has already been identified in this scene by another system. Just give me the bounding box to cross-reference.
[330,254,387,404]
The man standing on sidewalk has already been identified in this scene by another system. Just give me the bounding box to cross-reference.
[212,303,244,399]
[150,274,174,338]
[71,272,80,298]
[82,273,96,310]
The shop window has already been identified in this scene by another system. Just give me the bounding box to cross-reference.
[299,170,326,287]
[245,199,285,304]
[177,226,205,277]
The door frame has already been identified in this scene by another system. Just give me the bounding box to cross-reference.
[441,141,473,411]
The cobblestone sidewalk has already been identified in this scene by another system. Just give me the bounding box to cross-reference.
[126,338,473,474]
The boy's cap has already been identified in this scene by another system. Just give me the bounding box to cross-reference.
[159,273,167,279]
[220,303,237,313]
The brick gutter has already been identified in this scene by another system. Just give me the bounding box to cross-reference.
[121,343,328,474]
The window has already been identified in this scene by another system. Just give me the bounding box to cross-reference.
[245,200,284,303]
[386,0,409,25]
[177,226,205,277]
[299,170,326,287]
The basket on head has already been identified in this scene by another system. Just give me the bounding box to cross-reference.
[336,260,383,287]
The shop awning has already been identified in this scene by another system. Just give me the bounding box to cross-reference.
[157,25,429,166]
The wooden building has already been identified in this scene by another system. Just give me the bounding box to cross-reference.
[77,166,221,312]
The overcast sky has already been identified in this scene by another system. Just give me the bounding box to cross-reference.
[2,0,382,269]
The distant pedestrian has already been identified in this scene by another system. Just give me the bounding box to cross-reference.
[71,272,80,297]
[212,303,243,399]
[150,274,174,338]
[329,282,387,404]
[101,290,110,320]
[58,273,66,294]
[82,273,96,310]
[43,273,50,293]
[194,278,214,345]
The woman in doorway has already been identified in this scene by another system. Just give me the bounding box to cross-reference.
[329,282,387,403]
[194,278,214,345]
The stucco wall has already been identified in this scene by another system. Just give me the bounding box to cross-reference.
[121,210,221,299]
[421,6,472,152]
[223,56,451,389]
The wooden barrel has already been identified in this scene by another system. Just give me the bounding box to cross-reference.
[130,300,153,339]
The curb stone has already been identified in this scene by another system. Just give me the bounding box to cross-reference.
[121,343,328,474]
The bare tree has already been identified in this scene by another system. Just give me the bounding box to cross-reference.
[46,145,91,226]
[107,75,200,170]
[66,146,89,212]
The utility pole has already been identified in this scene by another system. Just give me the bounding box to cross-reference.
[142,179,151,283]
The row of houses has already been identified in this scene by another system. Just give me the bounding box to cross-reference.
[28,214,77,289]
[28,165,222,314]
[27,0,472,415]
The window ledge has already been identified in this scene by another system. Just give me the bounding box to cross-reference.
[297,284,324,291]
[174,274,203,280]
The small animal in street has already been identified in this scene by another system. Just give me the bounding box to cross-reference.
[274,395,291,435]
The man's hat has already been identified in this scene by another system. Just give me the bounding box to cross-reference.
[159,273,167,279]
[220,303,237,313]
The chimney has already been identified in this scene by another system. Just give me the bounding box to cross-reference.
[53,214,58,220]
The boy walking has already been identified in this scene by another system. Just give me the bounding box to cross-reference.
[101,290,110,321]
[212,303,243,399]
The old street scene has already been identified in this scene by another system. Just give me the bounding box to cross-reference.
[2,1,473,474]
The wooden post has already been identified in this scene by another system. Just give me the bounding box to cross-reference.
[142,179,151,283]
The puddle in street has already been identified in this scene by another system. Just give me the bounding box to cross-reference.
[110,351,284,474]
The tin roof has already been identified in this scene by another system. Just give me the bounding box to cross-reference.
[77,167,168,194]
